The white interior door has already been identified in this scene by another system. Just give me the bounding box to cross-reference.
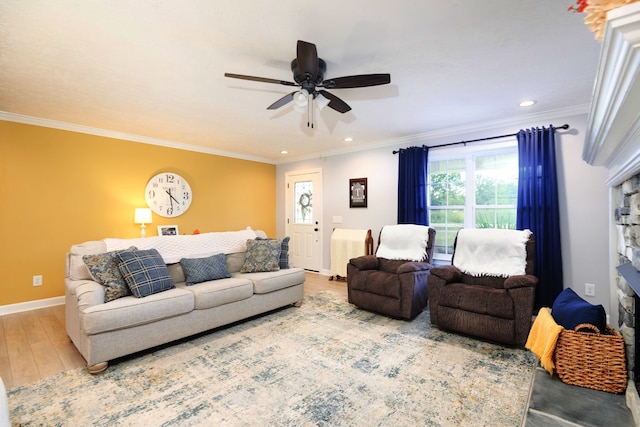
[286,169,322,272]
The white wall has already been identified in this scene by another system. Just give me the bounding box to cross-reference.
[276,112,613,316]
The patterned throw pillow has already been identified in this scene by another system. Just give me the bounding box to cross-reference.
[116,249,174,298]
[83,246,137,302]
[240,239,281,273]
[256,236,290,269]
[180,253,231,285]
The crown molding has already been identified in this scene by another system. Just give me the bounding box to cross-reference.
[1,103,590,167]
[583,2,640,186]
[276,103,591,164]
[0,111,276,164]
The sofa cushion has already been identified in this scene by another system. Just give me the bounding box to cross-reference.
[81,288,194,335]
[438,283,514,319]
[234,267,305,294]
[83,246,137,302]
[177,277,253,309]
[225,252,246,273]
[117,249,174,298]
[241,239,281,273]
[551,287,606,332]
[180,253,231,285]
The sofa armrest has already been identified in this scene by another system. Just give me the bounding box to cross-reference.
[429,265,462,283]
[349,255,379,270]
[397,261,432,274]
[504,274,538,289]
[72,280,106,312]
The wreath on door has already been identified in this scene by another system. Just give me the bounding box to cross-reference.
[298,191,312,220]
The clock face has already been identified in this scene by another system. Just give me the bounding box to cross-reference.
[145,172,192,218]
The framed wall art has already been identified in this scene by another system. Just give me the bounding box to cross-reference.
[158,225,179,236]
[349,178,367,208]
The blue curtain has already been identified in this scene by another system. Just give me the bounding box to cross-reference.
[397,146,429,225]
[516,126,563,309]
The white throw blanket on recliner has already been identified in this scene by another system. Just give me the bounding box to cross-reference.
[453,228,532,277]
[375,224,431,261]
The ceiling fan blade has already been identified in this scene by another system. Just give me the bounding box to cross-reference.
[318,90,351,113]
[297,40,318,82]
[323,74,391,89]
[267,92,297,110]
[224,73,297,87]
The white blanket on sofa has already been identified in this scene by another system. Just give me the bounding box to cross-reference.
[453,229,531,277]
[104,229,258,264]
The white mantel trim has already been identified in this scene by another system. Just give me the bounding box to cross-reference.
[584,2,640,186]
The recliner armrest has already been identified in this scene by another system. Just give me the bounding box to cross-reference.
[349,255,379,270]
[504,274,538,289]
[429,265,462,283]
[397,261,432,274]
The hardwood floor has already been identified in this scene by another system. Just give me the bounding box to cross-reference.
[0,272,346,389]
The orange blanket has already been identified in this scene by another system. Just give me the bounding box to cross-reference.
[525,307,564,375]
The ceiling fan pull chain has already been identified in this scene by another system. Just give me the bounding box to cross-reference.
[310,97,314,128]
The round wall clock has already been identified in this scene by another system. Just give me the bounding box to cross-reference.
[145,172,193,218]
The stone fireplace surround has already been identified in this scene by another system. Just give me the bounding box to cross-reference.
[584,3,640,425]
[616,176,640,425]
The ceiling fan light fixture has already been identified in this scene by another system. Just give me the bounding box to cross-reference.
[294,89,309,107]
[314,93,330,111]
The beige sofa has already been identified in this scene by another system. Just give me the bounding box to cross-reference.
[65,229,304,373]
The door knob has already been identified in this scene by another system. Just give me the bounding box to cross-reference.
[314,228,319,231]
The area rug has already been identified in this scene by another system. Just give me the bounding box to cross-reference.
[8,291,536,426]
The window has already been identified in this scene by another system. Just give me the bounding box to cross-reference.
[428,141,518,260]
[293,180,313,224]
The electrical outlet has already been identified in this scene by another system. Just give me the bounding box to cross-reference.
[585,283,595,297]
[32,275,43,287]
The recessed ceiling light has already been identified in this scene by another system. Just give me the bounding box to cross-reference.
[519,100,536,107]
[280,150,288,154]
[344,137,353,142]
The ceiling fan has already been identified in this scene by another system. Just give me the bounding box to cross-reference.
[224,40,391,116]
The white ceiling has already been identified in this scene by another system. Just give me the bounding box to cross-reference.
[0,1,601,163]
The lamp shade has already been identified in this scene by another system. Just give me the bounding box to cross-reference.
[134,208,152,224]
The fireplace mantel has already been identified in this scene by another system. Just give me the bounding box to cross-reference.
[584,2,640,187]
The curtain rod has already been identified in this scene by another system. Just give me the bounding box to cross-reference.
[392,123,570,154]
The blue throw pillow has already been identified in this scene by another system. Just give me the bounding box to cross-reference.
[116,249,174,298]
[180,253,231,285]
[551,288,606,333]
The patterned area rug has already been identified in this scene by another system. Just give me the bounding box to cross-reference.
[8,292,536,426]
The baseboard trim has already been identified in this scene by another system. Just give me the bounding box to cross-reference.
[0,296,65,316]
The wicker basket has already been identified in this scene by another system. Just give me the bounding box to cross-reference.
[555,323,627,394]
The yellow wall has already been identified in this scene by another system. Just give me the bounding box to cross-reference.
[0,121,276,306]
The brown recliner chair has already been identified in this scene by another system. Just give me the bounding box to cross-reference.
[428,228,537,347]
[347,224,436,320]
